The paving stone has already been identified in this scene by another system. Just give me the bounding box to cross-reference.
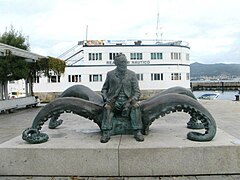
[195,175,233,179]
[0,100,240,179]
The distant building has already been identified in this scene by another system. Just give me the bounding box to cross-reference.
[9,39,191,100]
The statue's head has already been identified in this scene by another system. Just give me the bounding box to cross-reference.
[114,54,127,72]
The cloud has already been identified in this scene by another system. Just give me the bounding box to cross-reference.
[0,0,240,64]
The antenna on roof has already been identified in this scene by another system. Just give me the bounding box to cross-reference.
[156,1,160,42]
[156,8,159,41]
[156,1,163,43]
[85,25,88,42]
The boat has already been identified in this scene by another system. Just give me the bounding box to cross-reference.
[9,39,191,101]
[198,93,220,100]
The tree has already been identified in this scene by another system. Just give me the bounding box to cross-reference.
[0,51,29,81]
[0,25,29,50]
[0,26,66,100]
[0,26,30,100]
[26,56,66,96]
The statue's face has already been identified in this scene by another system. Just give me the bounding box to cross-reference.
[115,56,127,72]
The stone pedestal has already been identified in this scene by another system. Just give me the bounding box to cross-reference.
[1,113,240,176]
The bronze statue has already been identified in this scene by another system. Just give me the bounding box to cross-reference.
[22,54,217,144]
[101,54,143,143]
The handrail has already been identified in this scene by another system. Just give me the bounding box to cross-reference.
[58,44,79,59]
[68,56,84,66]
[64,49,84,62]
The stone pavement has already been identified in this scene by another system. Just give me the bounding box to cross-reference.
[0,100,240,179]
[0,175,240,179]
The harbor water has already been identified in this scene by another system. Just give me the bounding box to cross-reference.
[193,90,239,100]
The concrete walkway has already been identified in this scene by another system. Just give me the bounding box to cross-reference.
[0,100,240,179]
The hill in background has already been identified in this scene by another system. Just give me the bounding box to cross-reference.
[190,63,240,80]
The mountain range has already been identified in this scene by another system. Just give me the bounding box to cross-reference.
[190,63,240,79]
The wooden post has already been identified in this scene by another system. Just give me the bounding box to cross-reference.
[221,81,224,92]
[0,82,3,100]
[25,79,29,96]
[29,77,33,96]
[3,81,8,100]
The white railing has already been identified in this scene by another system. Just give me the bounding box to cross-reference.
[0,96,39,113]
[83,39,189,47]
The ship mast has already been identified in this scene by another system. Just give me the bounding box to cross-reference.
[156,9,160,42]
[156,2,163,43]
[85,25,88,42]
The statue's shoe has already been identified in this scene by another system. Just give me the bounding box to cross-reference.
[100,132,110,143]
[134,131,144,142]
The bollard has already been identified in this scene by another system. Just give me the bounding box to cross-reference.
[235,95,239,101]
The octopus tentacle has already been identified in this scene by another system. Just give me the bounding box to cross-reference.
[140,93,216,141]
[148,86,203,130]
[60,84,104,104]
[22,128,49,144]
[48,85,104,129]
[147,86,197,101]
[22,97,104,144]
[48,115,63,129]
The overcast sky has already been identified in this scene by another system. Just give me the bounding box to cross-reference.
[0,0,239,64]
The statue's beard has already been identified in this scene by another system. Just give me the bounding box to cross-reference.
[116,68,126,80]
[117,67,126,74]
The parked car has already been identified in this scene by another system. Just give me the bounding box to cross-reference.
[198,93,220,100]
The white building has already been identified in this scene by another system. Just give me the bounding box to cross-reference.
[9,39,191,99]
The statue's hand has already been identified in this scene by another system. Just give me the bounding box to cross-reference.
[130,99,137,105]
[130,98,140,108]
[103,98,115,107]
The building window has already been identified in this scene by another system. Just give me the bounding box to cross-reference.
[171,73,182,80]
[109,52,122,60]
[136,74,143,81]
[89,74,102,82]
[68,75,81,82]
[186,73,190,80]
[48,75,61,83]
[130,53,142,60]
[151,53,162,60]
[186,53,190,61]
[171,52,181,60]
[89,53,102,61]
[151,73,163,81]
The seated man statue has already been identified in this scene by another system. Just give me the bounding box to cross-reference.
[100,54,144,143]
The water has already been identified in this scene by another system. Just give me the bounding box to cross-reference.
[193,90,239,100]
